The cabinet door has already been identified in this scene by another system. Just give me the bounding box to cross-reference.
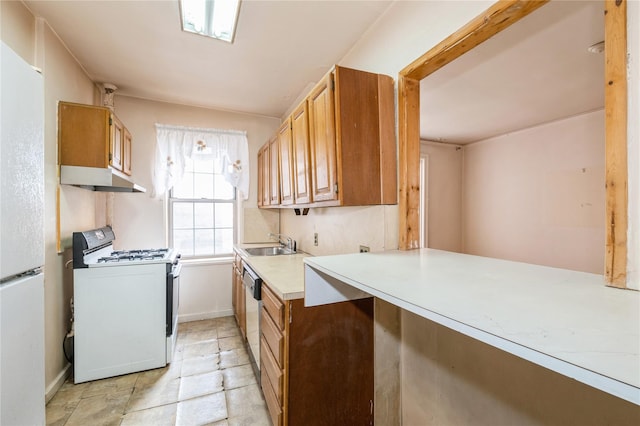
[268,136,280,205]
[110,115,124,172]
[291,102,312,204]
[277,119,294,206]
[122,127,132,176]
[257,147,264,207]
[58,102,111,168]
[262,144,271,206]
[308,73,338,203]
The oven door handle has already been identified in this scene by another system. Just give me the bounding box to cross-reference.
[172,262,182,278]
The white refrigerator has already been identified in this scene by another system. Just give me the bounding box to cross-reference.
[0,42,46,425]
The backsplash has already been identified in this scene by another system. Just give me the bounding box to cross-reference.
[242,207,279,243]
[280,205,399,256]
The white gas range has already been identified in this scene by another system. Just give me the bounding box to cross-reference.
[72,226,181,383]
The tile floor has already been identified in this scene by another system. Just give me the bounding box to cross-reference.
[45,316,271,426]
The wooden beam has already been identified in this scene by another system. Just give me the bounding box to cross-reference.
[604,0,628,288]
[397,76,421,250]
[400,0,549,81]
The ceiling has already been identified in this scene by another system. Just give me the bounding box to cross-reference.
[24,0,392,118]
[24,1,604,143]
[420,0,605,144]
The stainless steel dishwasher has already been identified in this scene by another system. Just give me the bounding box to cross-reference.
[242,261,262,374]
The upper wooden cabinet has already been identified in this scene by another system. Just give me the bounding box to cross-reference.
[277,119,294,206]
[311,66,396,207]
[58,101,132,176]
[268,136,280,206]
[258,137,280,208]
[291,101,312,205]
[123,127,132,176]
[258,66,396,209]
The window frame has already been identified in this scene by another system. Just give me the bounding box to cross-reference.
[168,159,237,260]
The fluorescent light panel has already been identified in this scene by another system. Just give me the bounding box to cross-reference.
[180,0,240,43]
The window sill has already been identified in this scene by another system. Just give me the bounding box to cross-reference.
[180,256,233,266]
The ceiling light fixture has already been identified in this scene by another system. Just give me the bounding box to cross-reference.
[180,0,241,43]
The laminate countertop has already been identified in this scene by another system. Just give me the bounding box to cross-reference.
[304,248,640,405]
[234,244,309,301]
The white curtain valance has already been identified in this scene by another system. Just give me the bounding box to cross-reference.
[152,124,249,199]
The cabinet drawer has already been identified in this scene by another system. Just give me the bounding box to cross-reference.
[262,284,285,330]
[261,308,284,367]
[261,368,282,426]
[260,335,283,401]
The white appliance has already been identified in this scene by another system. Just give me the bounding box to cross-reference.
[242,261,262,374]
[71,226,181,383]
[0,42,46,425]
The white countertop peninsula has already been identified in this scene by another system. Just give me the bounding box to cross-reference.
[304,248,640,405]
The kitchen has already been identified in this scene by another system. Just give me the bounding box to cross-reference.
[1,0,639,425]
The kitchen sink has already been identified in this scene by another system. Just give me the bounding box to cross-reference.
[243,246,296,256]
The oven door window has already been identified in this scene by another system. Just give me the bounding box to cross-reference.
[169,153,236,258]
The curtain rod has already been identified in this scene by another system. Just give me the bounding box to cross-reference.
[155,123,246,136]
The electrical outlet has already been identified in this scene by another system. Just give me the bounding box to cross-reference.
[359,245,370,253]
[314,233,318,246]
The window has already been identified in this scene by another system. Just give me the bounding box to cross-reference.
[170,152,235,257]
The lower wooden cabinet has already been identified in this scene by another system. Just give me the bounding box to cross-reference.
[231,252,245,340]
[260,283,374,426]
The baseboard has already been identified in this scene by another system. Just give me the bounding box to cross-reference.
[178,309,233,323]
[45,363,72,403]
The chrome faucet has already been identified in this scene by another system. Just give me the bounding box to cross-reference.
[268,233,296,252]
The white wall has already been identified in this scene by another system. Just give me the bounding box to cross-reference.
[462,110,605,274]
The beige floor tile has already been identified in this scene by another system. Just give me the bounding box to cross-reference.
[64,389,131,426]
[213,316,237,328]
[50,380,91,404]
[179,319,218,333]
[217,322,241,339]
[218,336,245,351]
[125,377,180,413]
[183,339,220,359]
[176,392,227,426]
[45,399,78,426]
[46,316,269,426]
[135,361,182,389]
[222,364,257,390]
[179,370,224,401]
[177,329,218,347]
[225,384,270,426]
[121,402,177,426]
[181,353,220,377]
[219,348,251,369]
[82,373,138,398]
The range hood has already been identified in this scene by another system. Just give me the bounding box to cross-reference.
[60,165,146,193]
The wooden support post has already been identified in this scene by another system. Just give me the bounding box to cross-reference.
[604,0,628,287]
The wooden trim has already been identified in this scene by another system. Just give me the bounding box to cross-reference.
[397,76,421,250]
[400,0,549,81]
[604,0,628,287]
